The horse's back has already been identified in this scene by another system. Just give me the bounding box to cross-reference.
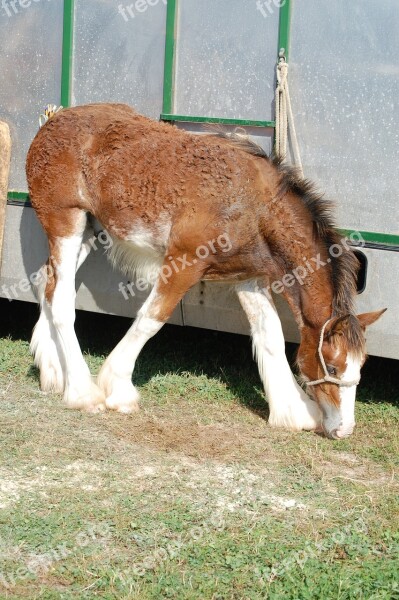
[26,103,141,181]
[26,103,271,250]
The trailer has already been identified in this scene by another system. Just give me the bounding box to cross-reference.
[0,0,398,358]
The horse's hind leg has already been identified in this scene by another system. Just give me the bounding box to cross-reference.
[97,261,205,413]
[32,209,105,412]
[31,219,96,394]
[236,279,322,431]
[31,264,65,393]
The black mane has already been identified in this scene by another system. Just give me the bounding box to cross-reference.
[209,130,360,321]
[273,157,360,317]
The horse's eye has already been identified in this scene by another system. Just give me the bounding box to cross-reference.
[327,365,337,376]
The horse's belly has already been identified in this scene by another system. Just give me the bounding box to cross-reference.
[106,220,170,283]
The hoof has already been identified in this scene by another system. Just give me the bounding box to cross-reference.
[97,367,140,414]
[84,403,106,415]
[104,382,140,414]
[105,394,140,414]
[64,380,106,413]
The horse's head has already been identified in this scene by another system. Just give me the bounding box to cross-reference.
[297,310,386,439]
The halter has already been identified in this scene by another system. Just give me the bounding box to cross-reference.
[306,319,360,388]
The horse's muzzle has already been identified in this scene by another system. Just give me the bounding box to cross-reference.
[324,422,355,439]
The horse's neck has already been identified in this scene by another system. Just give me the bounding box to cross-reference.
[281,243,334,331]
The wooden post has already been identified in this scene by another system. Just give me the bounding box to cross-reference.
[0,121,11,267]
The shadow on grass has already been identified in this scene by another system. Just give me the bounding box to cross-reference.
[0,299,397,418]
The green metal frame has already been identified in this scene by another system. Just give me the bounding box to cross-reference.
[7,192,29,202]
[338,230,399,248]
[7,0,75,203]
[162,0,177,116]
[161,0,281,129]
[278,0,292,59]
[6,0,399,249]
[161,114,275,128]
[61,0,75,107]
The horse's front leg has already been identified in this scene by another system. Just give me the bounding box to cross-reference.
[97,259,205,414]
[96,287,164,414]
[236,279,322,431]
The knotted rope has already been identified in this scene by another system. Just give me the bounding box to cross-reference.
[275,50,304,177]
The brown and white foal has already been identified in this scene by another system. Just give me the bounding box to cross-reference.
[26,104,385,438]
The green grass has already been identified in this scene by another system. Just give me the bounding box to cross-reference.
[0,299,398,599]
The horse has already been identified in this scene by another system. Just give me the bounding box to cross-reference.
[26,103,385,439]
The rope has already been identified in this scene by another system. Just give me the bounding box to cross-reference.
[275,50,304,178]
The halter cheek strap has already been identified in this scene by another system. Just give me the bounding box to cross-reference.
[306,318,360,388]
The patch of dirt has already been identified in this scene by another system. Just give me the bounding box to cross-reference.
[105,415,269,462]
[104,414,398,495]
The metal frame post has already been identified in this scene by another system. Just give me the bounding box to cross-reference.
[278,0,292,58]
[61,0,75,107]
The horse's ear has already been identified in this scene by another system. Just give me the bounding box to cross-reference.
[357,309,387,329]
[324,315,351,339]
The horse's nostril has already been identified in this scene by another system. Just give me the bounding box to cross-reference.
[328,428,340,440]
[322,422,343,440]
[327,424,355,439]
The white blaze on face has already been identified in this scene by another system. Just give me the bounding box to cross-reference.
[335,353,362,438]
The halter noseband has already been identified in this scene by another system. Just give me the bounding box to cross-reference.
[306,318,360,388]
